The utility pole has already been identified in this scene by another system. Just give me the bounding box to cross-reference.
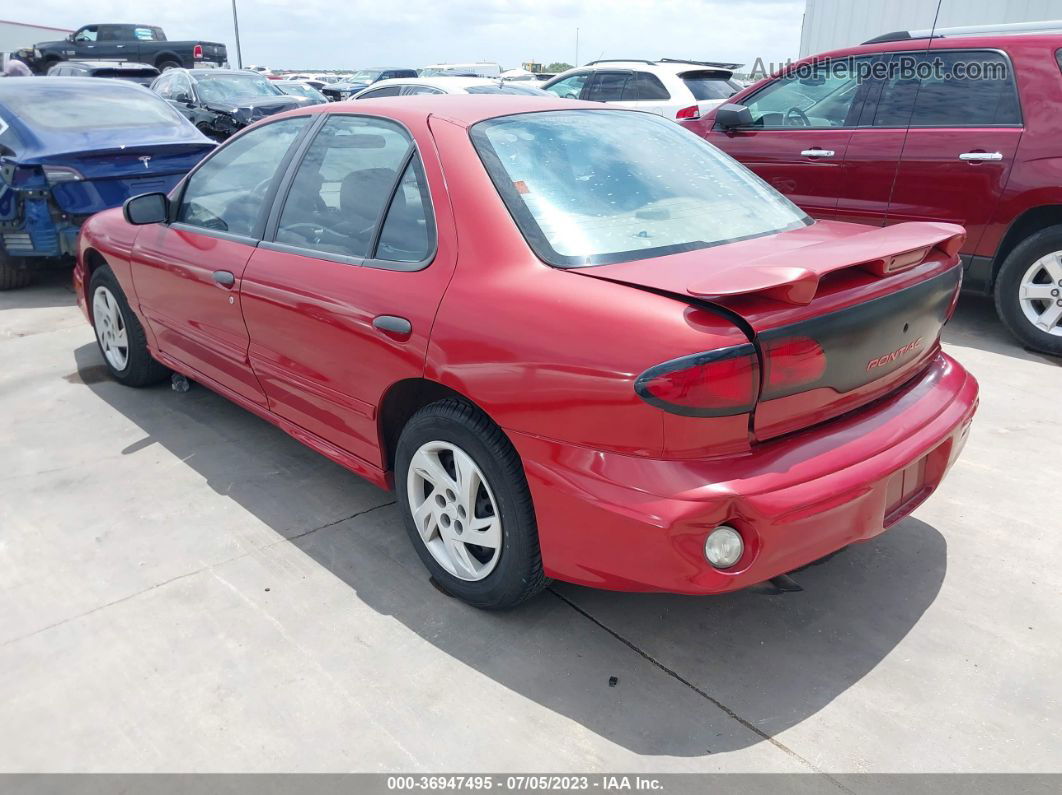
[231,0,244,69]
[575,27,580,67]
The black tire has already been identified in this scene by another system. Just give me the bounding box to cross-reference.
[994,225,1062,356]
[395,399,549,610]
[88,265,170,387]
[156,59,182,72]
[0,254,32,291]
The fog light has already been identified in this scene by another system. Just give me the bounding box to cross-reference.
[704,525,743,569]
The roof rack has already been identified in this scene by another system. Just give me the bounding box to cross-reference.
[863,18,1062,45]
[585,59,657,65]
[657,58,743,69]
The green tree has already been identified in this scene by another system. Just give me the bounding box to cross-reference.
[545,62,573,73]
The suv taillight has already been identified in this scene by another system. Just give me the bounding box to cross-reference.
[676,105,701,120]
[193,44,203,59]
[635,345,759,416]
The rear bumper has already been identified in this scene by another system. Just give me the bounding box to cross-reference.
[510,351,977,594]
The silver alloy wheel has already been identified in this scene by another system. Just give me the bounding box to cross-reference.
[1019,252,1062,336]
[406,440,502,581]
[92,286,129,371]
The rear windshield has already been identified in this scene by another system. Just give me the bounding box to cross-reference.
[681,72,740,101]
[471,109,808,267]
[2,84,186,130]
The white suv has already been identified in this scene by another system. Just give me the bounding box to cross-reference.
[541,59,742,122]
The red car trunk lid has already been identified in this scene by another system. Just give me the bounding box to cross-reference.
[576,220,966,441]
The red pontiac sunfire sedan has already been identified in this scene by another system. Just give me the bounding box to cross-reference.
[74,96,978,609]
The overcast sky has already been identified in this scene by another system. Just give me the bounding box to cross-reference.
[21,0,805,71]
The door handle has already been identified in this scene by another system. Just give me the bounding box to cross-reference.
[372,315,412,341]
[959,152,1003,162]
[800,148,835,158]
[212,270,235,287]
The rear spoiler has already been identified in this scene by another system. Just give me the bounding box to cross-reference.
[687,222,966,305]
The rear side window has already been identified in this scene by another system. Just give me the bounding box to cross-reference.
[872,51,1021,127]
[681,71,739,100]
[585,72,629,102]
[274,115,414,260]
[177,117,308,238]
[623,72,670,101]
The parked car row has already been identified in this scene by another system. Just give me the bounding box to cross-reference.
[689,24,1062,355]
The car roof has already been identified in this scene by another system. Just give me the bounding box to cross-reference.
[361,76,505,92]
[283,94,622,127]
[0,78,209,160]
[799,31,1062,63]
[578,59,738,75]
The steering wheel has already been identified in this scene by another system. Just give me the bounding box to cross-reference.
[785,107,811,127]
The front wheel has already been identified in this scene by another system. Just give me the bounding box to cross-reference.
[89,265,170,386]
[395,399,549,610]
[994,226,1062,356]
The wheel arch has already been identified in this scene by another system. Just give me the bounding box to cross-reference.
[81,247,110,320]
[991,205,1062,288]
[153,52,182,69]
[378,377,493,475]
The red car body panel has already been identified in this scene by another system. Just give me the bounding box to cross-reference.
[691,33,1062,293]
[74,96,979,594]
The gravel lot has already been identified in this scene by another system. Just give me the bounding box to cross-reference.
[1,270,1059,773]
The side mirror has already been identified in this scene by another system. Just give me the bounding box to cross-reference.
[715,103,754,130]
[123,192,169,225]
[174,92,192,104]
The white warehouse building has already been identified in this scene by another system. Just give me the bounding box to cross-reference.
[799,0,1062,56]
[0,18,71,58]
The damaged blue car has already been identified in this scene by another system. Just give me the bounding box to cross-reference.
[0,78,214,289]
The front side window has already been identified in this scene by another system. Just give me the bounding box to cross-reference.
[74,26,98,43]
[472,110,808,267]
[273,115,415,259]
[872,51,1020,128]
[544,72,589,99]
[743,57,871,128]
[359,86,402,98]
[177,117,308,237]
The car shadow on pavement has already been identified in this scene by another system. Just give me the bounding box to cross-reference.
[945,293,1061,365]
[72,342,948,758]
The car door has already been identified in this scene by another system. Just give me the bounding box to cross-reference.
[583,70,631,107]
[91,25,129,60]
[130,116,312,404]
[615,71,672,116]
[239,113,458,467]
[880,49,1022,256]
[70,25,100,58]
[706,56,877,219]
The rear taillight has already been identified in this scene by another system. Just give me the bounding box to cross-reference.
[675,104,701,120]
[761,336,826,395]
[193,44,204,59]
[635,345,759,416]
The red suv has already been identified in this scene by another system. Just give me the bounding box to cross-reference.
[689,27,1062,355]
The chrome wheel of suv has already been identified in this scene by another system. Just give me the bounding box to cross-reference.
[1019,253,1062,336]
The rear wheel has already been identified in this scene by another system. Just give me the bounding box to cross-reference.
[156,59,181,72]
[395,399,549,610]
[994,226,1062,356]
[89,265,170,386]
[0,253,32,291]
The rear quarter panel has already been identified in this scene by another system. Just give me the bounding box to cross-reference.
[424,116,752,458]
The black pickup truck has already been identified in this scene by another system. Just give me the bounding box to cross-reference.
[26,24,227,74]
